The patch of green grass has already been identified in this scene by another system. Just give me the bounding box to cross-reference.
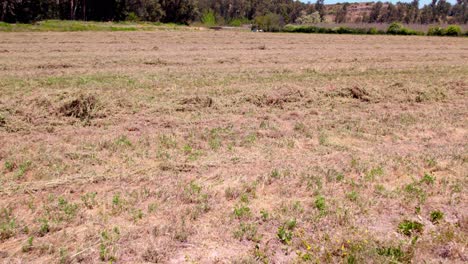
[277,220,296,245]
[365,166,384,181]
[22,236,34,252]
[314,195,326,212]
[131,208,144,222]
[15,160,31,179]
[4,160,15,172]
[57,197,79,220]
[347,191,359,202]
[81,192,97,209]
[159,134,177,149]
[421,173,435,185]
[233,204,252,219]
[398,220,424,236]
[0,208,16,241]
[59,247,69,264]
[0,20,188,32]
[318,132,329,146]
[430,210,444,224]
[404,182,427,204]
[183,181,209,207]
[242,133,257,146]
[233,222,260,242]
[38,218,49,236]
[111,193,126,213]
[270,169,280,179]
[115,135,132,147]
[376,245,406,262]
[99,227,120,262]
[148,203,157,214]
[284,218,297,230]
[260,210,269,221]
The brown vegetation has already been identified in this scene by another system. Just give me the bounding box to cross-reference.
[0,31,467,263]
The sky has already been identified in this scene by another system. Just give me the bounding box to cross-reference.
[314,0,458,6]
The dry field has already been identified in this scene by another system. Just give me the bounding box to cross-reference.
[0,31,467,263]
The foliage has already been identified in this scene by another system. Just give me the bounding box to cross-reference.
[430,210,444,224]
[428,25,462,36]
[444,25,462,36]
[296,11,321,24]
[0,0,193,24]
[427,26,445,36]
[201,10,216,26]
[0,208,16,241]
[283,24,386,35]
[228,17,250,27]
[255,13,284,32]
[398,220,424,236]
[386,22,423,35]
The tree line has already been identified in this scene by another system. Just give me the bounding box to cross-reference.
[363,0,467,24]
[1,0,466,25]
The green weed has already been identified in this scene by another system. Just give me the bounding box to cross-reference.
[314,195,326,212]
[15,161,32,179]
[421,173,435,185]
[99,227,120,262]
[81,192,97,209]
[233,204,252,219]
[398,220,424,236]
[0,208,16,241]
[233,223,260,242]
[22,236,34,252]
[430,210,444,224]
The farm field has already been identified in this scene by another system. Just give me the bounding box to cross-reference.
[0,31,467,263]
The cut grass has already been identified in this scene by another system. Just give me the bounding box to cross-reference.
[0,20,189,32]
[0,31,466,263]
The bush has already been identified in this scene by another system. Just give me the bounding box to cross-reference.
[445,25,461,36]
[201,10,216,27]
[255,13,284,32]
[283,25,384,35]
[126,12,140,22]
[427,26,445,36]
[368,27,378,34]
[387,22,403,34]
[229,18,249,27]
[386,22,423,35]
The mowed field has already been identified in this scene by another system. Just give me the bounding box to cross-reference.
[0,31,467,263]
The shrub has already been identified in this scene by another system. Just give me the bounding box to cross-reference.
[296,11,321,24]
[368,27,378,34]
[445,25,461,36]
[427,26,445,36]
[255,13,283,32]
[229,18,249,27]
[201,10,216,27]
[387,22,403,34]
[386,22,423,35]
[126,12,140,22]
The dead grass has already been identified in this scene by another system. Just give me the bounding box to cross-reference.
[0,31,467,263]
